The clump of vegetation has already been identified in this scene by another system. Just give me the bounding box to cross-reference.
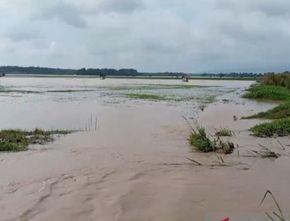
[215,128,233,137]
[243,84,290,101]
[125,93,167,101]
[0,129,72,152]
[249,147,280,159]
[243,102,290,120]
[216,138,235,155]
[190,127,213,152]
[243,73,290,138]
[189,127,234,154]
[250,118,290,137]
[262,72,290,89]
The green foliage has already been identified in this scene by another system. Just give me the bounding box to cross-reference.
[215,128,233,136]
[244,102,290,120]
[250,118,290,137]
[0,129,72,152]
[243,84,290,101]
[0,130,28,151]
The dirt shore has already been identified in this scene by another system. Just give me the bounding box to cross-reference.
[0,90,289,221]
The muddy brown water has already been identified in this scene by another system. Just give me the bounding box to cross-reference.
[0,77,289,221]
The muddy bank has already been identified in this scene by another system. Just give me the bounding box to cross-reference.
[0,89,290,221]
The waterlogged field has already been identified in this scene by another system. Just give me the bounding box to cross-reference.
[0,77,253,130]
[2,77,290,221]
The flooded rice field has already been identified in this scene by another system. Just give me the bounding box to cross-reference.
[1,77,289,221]
[0,77,250,129]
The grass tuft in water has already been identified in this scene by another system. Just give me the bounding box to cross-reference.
[124,93,167,101]
[0,129,72,152]
[215,128,233,137]
[243,102,290,120]
[260,190,286,221]
[250,118,290,137]
[189,127,234,154]
[190,127,214,153]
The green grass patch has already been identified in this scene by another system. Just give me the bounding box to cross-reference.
[243,84,290,101]
[124,93,167,101]
[243,82,290,137]
[243,102,290,120]
[250,118,290,137]
[215,128,233,136]
[0,129,72,152]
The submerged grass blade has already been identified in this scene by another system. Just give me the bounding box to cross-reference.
[260,190,286,221]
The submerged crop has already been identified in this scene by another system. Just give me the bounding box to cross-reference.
[250,118,290,137]
[0,129,72,152]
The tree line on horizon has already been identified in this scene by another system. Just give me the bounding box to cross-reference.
[0,66,189,76]
[0,65,287,77]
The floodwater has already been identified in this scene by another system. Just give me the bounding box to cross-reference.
[0,77,250,129]
[0,77,289,221]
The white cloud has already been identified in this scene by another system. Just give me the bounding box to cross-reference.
[0,0,289,72]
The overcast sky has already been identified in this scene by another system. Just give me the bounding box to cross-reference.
[0,0,290,73]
